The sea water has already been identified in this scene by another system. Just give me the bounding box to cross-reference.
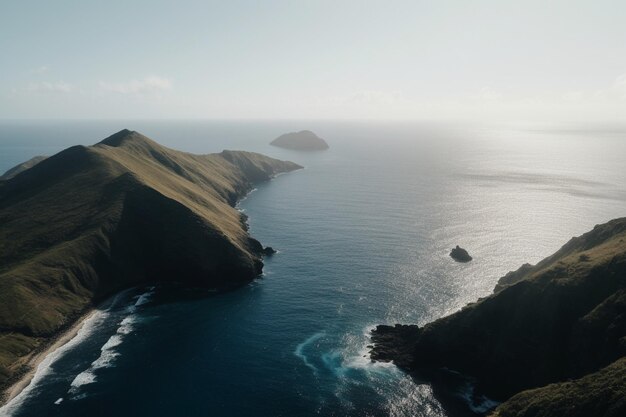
[0,120,625,417]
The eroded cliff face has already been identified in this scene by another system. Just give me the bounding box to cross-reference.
[372,218,626,416]
[0,130,302,386]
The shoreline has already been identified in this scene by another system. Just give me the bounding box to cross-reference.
[0,308,95,407]
[0,154,300,410]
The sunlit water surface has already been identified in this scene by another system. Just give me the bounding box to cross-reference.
[0,121,625,416]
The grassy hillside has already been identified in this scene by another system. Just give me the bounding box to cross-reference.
[492,357,626,417]
[0,129,302,388]
[0,156,47,180]
[372,218,626,416]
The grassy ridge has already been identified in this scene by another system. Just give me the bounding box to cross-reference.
[0,156,47,181]
[0,129,301,387]
[372,218,626,416]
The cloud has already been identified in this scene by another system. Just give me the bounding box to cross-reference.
[99,76,172,95]
[26,81,73,93]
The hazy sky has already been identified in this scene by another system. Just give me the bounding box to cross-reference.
[1,0,625,122]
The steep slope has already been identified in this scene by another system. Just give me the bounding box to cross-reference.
[0,129,302,387]
[0,156,47,180]
[492,357,626,417]
[372,218,626,415]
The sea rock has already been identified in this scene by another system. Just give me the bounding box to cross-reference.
[450,245,472,262]
[262,246,276,256]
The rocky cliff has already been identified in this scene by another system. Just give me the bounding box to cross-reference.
[372,218,626,416]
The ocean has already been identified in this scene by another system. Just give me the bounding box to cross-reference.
[1,120,625,417]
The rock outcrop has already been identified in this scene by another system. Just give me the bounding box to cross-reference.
[450,245,472,262]
[262,246,277,256]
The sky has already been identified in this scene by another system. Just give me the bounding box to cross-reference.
[1,0,625,122]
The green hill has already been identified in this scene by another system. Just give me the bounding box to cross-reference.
[372,218,626,416]
[0,129,302,387]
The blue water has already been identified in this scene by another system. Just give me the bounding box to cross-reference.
[1,121,625,417]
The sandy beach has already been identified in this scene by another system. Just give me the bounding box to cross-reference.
[1,309,95,407]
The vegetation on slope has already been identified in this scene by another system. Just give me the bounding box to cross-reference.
[492,356,626,417]
[0,129,301,388]
[372,218,626,416]
[0,156,47,180]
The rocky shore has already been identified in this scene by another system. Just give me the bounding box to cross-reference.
[371,218,626,416]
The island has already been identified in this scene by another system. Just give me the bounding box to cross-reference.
[371,218,626,417]
[450,245,472,262]
[270,130,329,151]
[0,129,302,398]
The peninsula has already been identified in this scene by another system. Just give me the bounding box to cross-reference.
[0,130,302,397]
[270,130,329,151]
[372,218,626,417]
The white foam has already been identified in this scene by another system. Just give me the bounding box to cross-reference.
[64,289,154,399]
[54,398,63,405]
[90,347,120,370]
[126,288,155,314]
[66,316,135,398]
[134,291,153,307]
[68,370,96,393]
[0,310,109,416]
[458,382,500,413]
[319,324,400,392]
[236,188,258,206]
[68,333,124,395]
[103,334,124,351]
[294,332,326,375]
[117,315,137,335]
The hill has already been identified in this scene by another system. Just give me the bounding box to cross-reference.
[0,129,302,389]
[372,218,626,416]
[270,130,329,151]
[0,156,47,180]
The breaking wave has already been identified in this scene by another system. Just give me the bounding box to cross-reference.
[67,288,155,399]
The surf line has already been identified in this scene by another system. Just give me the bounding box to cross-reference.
[294,332,326,375]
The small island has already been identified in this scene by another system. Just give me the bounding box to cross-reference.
[450,245,472,262]
[270,130,329,151]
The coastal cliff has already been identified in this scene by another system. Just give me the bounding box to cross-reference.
[0,130,302,390]
[372,218,626,416]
